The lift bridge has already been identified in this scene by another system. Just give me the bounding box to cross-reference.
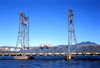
[0,10,100,60]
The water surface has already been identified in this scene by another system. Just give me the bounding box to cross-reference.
[0,59,100,68]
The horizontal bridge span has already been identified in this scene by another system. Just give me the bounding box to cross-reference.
[0,52,100,56]
[0,45,100,57]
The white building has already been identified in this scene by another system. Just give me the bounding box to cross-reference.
[41,42,53,47]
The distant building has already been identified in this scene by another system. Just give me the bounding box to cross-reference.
[41,42,53,47]
[0,49,9,52]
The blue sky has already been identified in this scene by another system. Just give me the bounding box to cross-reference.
[0,0,100,46]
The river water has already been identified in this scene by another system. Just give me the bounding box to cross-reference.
[0,59,100,68]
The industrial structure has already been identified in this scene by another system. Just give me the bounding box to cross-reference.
[0,10,100,60]
[16,13,29,50]
[15,13,29,59]
[66,10,78,59]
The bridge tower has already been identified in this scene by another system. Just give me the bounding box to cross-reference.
[67,10,77,60]
[16,13,29,55]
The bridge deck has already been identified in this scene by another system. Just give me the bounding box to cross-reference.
[0,52,100,56]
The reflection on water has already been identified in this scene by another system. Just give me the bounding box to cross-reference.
[0,60,100,68]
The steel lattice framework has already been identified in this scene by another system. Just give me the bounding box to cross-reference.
[68,10,77,54]
[0,45,100,56]
[16,13,29,51]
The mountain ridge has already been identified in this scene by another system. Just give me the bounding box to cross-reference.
[58,41,98,47]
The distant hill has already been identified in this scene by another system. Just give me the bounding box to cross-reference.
[58,41,98,47]
[77,41,98,46]
[58,45,67,47]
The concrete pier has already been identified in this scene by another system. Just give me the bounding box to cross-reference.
[64,56,72,60]
[14,56,29,60]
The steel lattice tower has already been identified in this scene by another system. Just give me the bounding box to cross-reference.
[16,13,29,51]
[68,10,77,57]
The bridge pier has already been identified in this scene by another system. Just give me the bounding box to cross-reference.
[14,56,29,60]
[64,55,72,60]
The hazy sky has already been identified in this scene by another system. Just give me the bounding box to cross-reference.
[0,0,100,46]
